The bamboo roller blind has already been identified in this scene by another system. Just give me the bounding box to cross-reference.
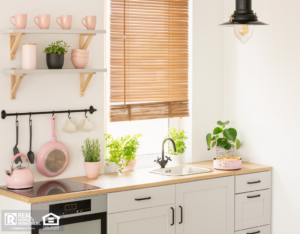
[110,0,189,122]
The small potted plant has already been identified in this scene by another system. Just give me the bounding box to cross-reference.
[105,134,142,175]
[43,40,70,69]
[206,121,241,157]
[81,138,101,178]
[166,127,188,164]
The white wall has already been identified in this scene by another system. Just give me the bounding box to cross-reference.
[0,0,105,186]
[192,0,225,162]
[223,0,300,233]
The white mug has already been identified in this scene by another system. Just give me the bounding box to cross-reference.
[62,118,77,133]
[78,118,93,132]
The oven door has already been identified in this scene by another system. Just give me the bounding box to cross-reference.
[32,212,106,234]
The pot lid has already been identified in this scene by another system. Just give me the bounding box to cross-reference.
[219,0,268,27]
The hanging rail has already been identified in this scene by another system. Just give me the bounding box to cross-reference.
[1,106,97,119]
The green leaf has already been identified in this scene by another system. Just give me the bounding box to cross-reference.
[217,138,228,147]
[206,133,212,150]
[224,143,232,150]
[236,139,241,150]
[217,121,230,126]
[213,127,223,135]
[212,141,217,148]
[223,128,237,141]
[212,135,219,141]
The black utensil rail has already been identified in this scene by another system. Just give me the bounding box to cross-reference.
[1,106,97,119]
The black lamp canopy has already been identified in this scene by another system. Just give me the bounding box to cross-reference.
[220,0,268,27]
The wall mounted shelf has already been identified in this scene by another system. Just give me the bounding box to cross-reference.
[2,68,107,99]
[1,29,106,60]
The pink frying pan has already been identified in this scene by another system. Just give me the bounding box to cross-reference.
[36,116,69,177]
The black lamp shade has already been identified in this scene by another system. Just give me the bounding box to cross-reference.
[219,0,268,27]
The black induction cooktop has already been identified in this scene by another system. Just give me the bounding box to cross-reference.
[0,179,101,198]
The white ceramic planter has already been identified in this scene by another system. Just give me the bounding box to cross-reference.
[105,161,119,173]
[84,161,101,179]
[167,154,182,167]
[216,146,235,157]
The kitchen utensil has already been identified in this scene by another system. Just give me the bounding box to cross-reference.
[82,16,97,30]
[22,44,37,70]
[36,116,69,177]
[13,117,21,164]
[56,15,72,29]
[72,49,90,54]
[10,14,27,29]
[34,14,50,29]
[27,117,34,164]
[5,153,34,190]
[78,117,93,132]
[213,158,242,170]
[71,57,90,69]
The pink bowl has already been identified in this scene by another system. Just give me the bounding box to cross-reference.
[72,52,90,58]
[213,158,242,170]
[71,57,90,69]
[72,49,90,54]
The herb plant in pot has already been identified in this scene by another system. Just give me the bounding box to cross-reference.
[206,121,241,157]
[166,128,188,164]
[105,134,142,175]
[81,138,101,179]
[44,40,70,69]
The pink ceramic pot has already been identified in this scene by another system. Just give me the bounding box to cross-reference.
[72,52,89,58]
[84,161,101,179]
[72,49,90,54]
[71,57,90,69]
[213,158,242,170]
[123,160,137,172]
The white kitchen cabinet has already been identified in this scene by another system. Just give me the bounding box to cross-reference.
[108,204,176,234]
[176,176,235,234]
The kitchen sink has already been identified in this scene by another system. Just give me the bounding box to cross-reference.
[150,165,213,176]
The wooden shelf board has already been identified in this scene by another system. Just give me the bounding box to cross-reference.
[1,29,106,34]
[2,68,107,74]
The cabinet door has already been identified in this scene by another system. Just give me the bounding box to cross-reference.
[176,176,234,234]
[108,204,176,234]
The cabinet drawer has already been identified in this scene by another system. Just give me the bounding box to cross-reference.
[235,171,271,194]
[235,225,270,234]
[108,185,175,214]
[235,190,271,231]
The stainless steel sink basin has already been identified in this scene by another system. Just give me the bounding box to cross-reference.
[150,166,213,176]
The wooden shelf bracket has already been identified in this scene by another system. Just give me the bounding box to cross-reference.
[10,72,26,100]
[10,33,25,60]
[80,73,95,97]
[79,34,95,50]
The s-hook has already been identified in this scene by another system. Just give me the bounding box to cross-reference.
[52,111,55,116]
[68,110,71,119]
[84,109,88,118]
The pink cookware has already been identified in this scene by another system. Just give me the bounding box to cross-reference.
[36,116,69,177]
[213,158,242,170]
[5,153,34,190]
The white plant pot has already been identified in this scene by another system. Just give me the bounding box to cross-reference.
[216,146,235,157]
[105,161,119,173]
[166,154,182,167]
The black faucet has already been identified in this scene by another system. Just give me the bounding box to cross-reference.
[154,138,177,168]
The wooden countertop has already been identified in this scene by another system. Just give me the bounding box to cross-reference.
[0,161,272,203]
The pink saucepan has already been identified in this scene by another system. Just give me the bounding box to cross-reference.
[36,116,69,177]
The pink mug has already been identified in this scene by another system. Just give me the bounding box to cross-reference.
[82,16,97,30]
[10,14,27,29]
[56,15,72,30]
[34,14,50,29]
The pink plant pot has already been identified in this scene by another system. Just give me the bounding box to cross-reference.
[72,52,90,58]
[71,57,90,69]
[123,159,137,172]
[72,49,90,54]
[84,161,101,179]
[213,159,242,170]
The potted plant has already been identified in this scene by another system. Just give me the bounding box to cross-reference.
[166,127,188,164]
[43,40,70,69]
[105,134,142,175]
[81,138,101,178]
[206,121,241,157]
